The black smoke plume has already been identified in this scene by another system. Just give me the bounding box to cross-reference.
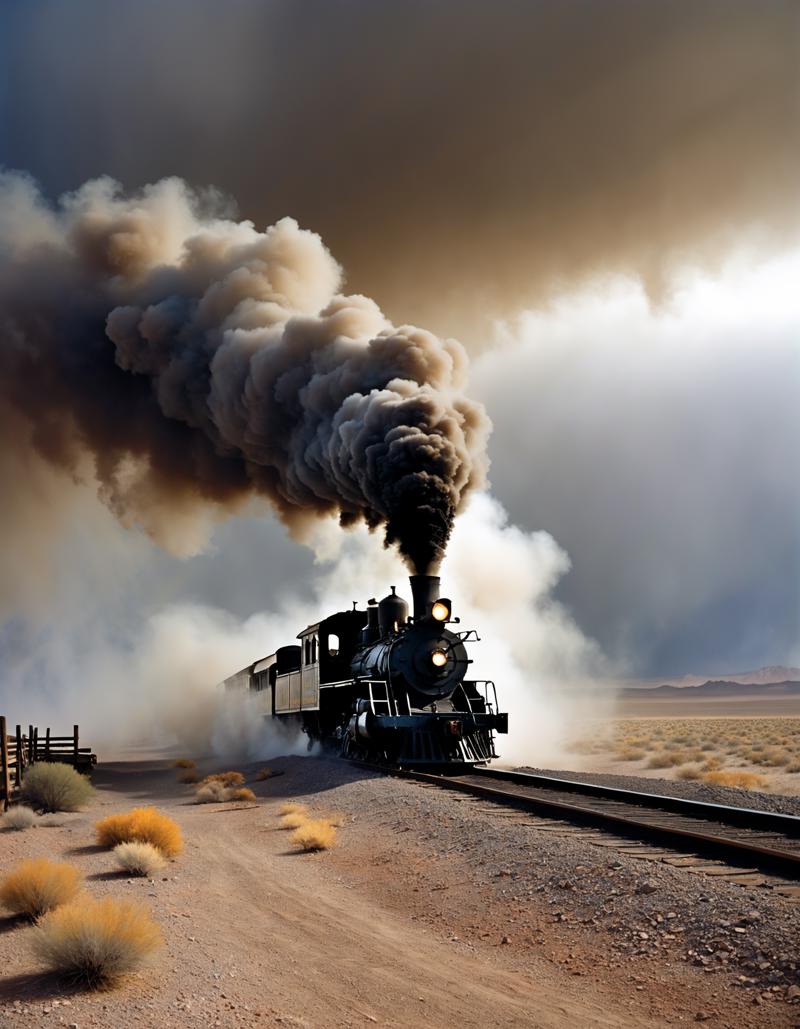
[0,173,490,572]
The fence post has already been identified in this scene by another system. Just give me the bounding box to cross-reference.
[0,716,10,812]
[45,727,50,760]
[32,727,38,764]
[73,725,79,768]
[28,725,34,765]
[14,725,23,787]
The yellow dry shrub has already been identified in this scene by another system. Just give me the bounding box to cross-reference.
[200,771,244,787]
[291,819,337,852]
[177,769,201,784]
[0,858,81,918]
[703,770,769,791]
[194,782,255,804]
[279,802,308,816]
[675,765,703,781]
[615,748,645,762]
[172,758,195,769]
[280,811,309,830]
[95,807,183,858]
[646,750,687,769]
[95,812,135,848]
[226,787,256,803]
[31,897,162,986]
[254,767,275,781]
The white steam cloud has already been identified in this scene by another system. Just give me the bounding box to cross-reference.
[0,493,604,766]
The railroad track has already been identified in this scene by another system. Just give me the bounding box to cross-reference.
[372,763,800,895]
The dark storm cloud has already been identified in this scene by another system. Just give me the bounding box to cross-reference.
[1,1,797,343]
[0,174,489,573]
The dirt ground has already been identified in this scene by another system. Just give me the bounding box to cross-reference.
[0,755,798,1029]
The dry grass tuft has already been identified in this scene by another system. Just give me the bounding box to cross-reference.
[172,758,195,769]
[177,770,201,784]
[194,782,255,804]
[21,763,94,813]
[615,748,645,762]
[254,767,275,781]
[31,897,162,986]
[1,805,37,831]
[226,787,256,803]
[280,811,309,830]
[279,802,308,816]
[703,770,769,791]
[201,771,245,787]
[0,858,81,918]
[194,782,227,804]
[290,819,337,852]
[113,842,167,877]
[95,808,183,858]
[675,765,703,781]
[646,750,687,769]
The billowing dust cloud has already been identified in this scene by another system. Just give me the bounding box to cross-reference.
[0,173,489,573]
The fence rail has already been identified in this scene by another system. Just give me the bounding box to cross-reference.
[0,718,96,811]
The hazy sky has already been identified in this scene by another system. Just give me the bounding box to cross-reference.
[0,0,798,682]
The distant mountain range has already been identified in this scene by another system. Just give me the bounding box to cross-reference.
[622,679,800,699]
[618,666,800,691]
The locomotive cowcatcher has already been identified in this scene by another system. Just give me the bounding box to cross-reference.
[223,573,508,770]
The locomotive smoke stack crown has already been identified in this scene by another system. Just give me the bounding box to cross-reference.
[409,574,441,622]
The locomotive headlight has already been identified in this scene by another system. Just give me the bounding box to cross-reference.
[431,599,451,622]
[431,648,447,668]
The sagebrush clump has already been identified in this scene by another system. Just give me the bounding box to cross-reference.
[200,771,244,787]
[95,807,183,857]
[177,769,201,784]
[703,769,768,790]
[291,819,337,851]
[194,782,256,804]
[0,858,81,918]
[113,841,167,877]
[31,897,162,986]
[1,805,37,830]
[227,787,256,803]
[172,758,195,769]
[279,801,308,816]
[279,811,309,830]
[21,763,95,813]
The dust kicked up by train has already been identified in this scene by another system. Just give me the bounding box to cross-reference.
[223,573,508,769]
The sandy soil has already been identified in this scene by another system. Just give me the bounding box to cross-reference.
[0,755,797,1028]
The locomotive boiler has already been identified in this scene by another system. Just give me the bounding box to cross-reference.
[222,573,508,770]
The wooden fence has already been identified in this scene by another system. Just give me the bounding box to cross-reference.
[0,718,96,811]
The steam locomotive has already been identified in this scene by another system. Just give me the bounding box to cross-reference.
[223,574,508,769]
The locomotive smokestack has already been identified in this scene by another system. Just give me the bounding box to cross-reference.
[410,574,441,622]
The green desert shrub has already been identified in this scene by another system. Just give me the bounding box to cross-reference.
[21,762,94,813]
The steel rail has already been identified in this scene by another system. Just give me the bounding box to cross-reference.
[366,764,800,879]
[474,766,800,837]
